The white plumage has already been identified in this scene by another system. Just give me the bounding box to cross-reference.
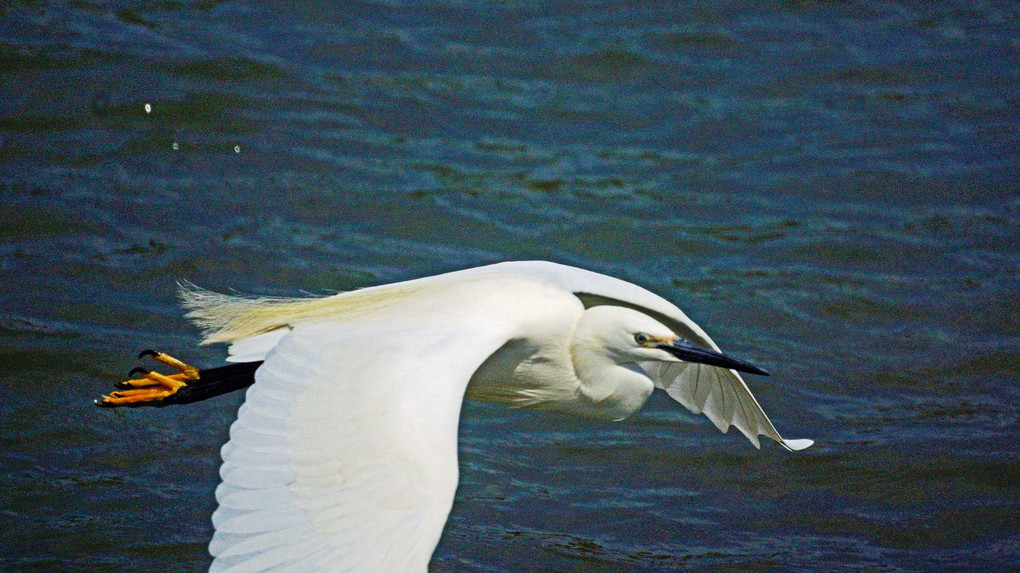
[179,261,811,572]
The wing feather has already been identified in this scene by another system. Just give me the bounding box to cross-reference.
[210,317,513,572]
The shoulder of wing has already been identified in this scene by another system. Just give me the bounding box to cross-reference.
[481,261,717,349]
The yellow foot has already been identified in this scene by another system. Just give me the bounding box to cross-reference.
[96,350,200,408]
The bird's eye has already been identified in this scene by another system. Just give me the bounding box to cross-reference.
[634,333,650,345]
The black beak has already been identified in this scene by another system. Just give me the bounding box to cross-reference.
[659,338,770,376]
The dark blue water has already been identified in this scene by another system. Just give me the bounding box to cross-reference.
[2,1,1018,571]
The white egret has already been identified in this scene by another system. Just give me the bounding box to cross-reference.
[97,260,812,572]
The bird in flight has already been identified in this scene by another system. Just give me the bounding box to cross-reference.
[96,260,812,572]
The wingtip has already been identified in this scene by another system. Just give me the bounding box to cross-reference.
[781,438,814,452]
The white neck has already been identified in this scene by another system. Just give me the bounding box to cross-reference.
[571,338,655,421]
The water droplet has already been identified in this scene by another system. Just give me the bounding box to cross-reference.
[171,142,179,150]
[234,145,241,153]
[144,103,152,114]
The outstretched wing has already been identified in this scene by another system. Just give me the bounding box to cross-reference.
[483,261,811,451]
[209,319,512,572]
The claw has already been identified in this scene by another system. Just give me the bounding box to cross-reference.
[116,367,156,389]
[138,349,159,359]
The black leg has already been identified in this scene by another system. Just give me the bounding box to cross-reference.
[162,361,263,405]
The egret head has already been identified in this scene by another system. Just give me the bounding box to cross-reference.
[578,305,769,376]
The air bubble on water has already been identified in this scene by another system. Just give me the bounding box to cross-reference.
[144,103,152,114]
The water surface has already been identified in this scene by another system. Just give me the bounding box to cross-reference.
[1,1,1018,571]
